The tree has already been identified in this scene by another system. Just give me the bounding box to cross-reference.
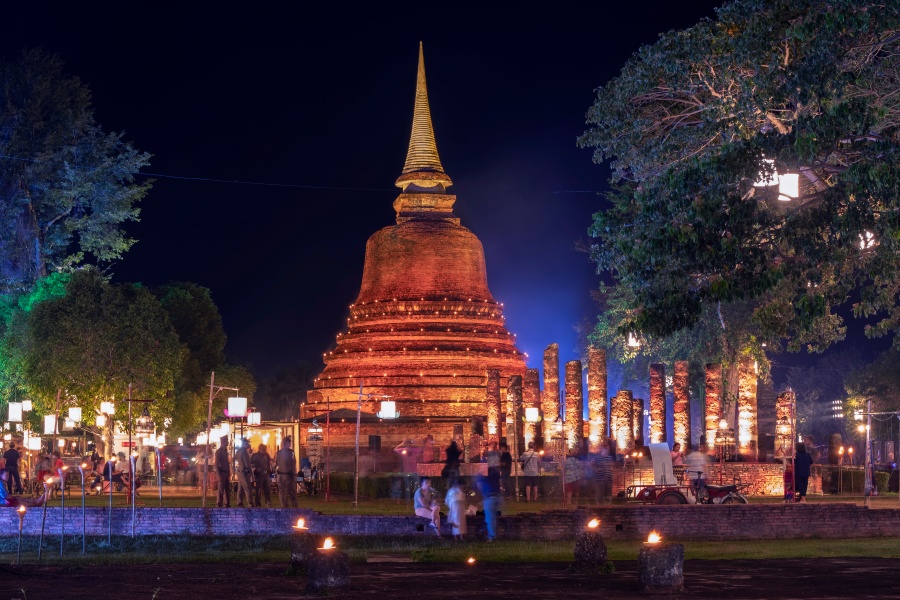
[10,270,181,451]
[783,350,865,441]
[0,49,151,293]
[845,349,900,439]
[579,0,900,356]
[258,361,317,421]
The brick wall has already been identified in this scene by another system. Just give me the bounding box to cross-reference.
[1,503,895,541]
[616,463,822,496]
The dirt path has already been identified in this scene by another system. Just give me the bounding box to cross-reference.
[2,558,898,599]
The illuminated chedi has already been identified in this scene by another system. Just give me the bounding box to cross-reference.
[306,44,525,444]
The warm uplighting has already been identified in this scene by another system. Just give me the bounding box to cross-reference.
[17,505,26,515]
[227,397,248,418]
[318,537,335,551]
[839,447,844,455]
[719,418,728,430]
[467,557,476,564]
[293,518,308,531]
[587,518,600,529]
[646,531,662,545]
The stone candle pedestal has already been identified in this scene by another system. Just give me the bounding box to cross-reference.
[570,530,609,574]
[638,542,684,594]
[290,532,318,573]
[306,550,351,593]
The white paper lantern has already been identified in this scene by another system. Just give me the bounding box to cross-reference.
[68,407,82,422]
[44,414,58,435]
[95,414,107,427]
[21,399,32,412]
[100,401,115,415]
[28,436,42,451]
[227,397,248,418]
[525,407,541,423]
[8,402,22,423]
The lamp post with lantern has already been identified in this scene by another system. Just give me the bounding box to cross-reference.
[202,372,239,508]
[350,383,391,509]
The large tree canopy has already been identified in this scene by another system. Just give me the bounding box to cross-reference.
[0,49,151,293]
[580,0,900,356]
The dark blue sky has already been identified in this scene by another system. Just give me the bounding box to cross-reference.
[7,1,875,385]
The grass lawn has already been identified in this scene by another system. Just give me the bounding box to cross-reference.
[3,535,900,566]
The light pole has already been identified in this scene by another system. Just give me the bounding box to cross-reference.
[16,505,26,565]
[838,447,844,496]
[59,466,68,557]
[77,462,87,553]
[202,372,239,508]
[37,477,52,559]
[351,383,391,509]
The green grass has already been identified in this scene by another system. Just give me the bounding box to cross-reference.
[4,535,900,566]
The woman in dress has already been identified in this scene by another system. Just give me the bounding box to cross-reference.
[445,479,467,541]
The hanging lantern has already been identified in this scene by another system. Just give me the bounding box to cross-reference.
[227,397,248,418]
[135,406,154,435]
[100,401,115,415]
[377,401,398,419]
[21,399,32,412]
[7,402,22,423]
[68,407,82,422]
[96,414,107,427]
[44,414,58,435]
[247,412,262,426]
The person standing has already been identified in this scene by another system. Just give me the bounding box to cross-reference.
[235,439,253,508]
[275,436,298,508]
[250,443,272,507]
[3,443,22,494]
[794,443,814,503]
[444,441,461,482]
[519,441,541,502]
[215,436,231,508]
[498,443,513,498]
[564,450,582,505]
[445,479,467,541]
[485,441,500,477]
[477,471,501,542]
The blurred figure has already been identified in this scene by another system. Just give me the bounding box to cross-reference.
[444,441,461,482]
[445,479,467,541]
[477,470,501,542]
[564,450,581,505]
[4,442,22,494]
[591,444,614,505]
[414,477,441,535]
[498,443,513,498]
[251,443,272,507]
[520,441,541,502]
[685,449,709,499]
[393,439,422,474]
[215,436,231,508]
[795,443,814,503]
[484,441,500,477]
[235,439,253,508]
[275,436,298,508]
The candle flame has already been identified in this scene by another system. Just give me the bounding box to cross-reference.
[322,537,335,550]
[587,518,600,529]
[467,557,476,564]
[647,531,662,544]
[295,518,306,529]
[17,505,26,513]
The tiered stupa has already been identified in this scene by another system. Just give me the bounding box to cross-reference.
[304,44,526,449]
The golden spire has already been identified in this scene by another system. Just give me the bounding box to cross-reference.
[396,42,452,191]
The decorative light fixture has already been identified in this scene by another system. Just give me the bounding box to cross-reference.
[68,407,82,422]
[27,436,42,451]
[627,333,641,348]
[525,407,541,423]
[101,401,115,415]
[43,414,57,435]
[135,406,154,435]
[7,402,22,423]
[21,399,32,412]
[587,518,600,529]
[227,397,248,418]
[377,400,398,419]
[753,157,798,201]
[95,414,107,427]
[247,411,262,426]
[64,418,75,430]
[644,531,662,546]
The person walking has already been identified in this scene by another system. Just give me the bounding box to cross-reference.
[794,443,814,503]
[445,479,467,541]
[215,436,231,508]
[485,441,500,476]
[275,436,298,508]
[519,441,541,502]
[444,441,461,482]
[3,443,22,494]
[564,450,582,505]
[235,439,253,507]
[250,443,272,507]
[477,471,501,542]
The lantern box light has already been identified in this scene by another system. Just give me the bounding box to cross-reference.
[43,414,57,435]
[525,407,540,423]
[101,401,115,415]
[8,402,22,423]
[68,407,82,422]
[228,397,248,418]
[247,411,261,426]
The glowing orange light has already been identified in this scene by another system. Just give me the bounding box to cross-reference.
[587,518,600,529]
[467,557,476,564]
[319,537,335,551]
[293,518,307,530]
[646,531,662,544]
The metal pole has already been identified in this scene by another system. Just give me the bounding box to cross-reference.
[53,388,61,453]
[353,383,362,509]
[38,480,50,559]
[59,468,66,557]
[156,448,163,507]
[78,464,86,554]
[326,396,331,502]
[203,372,215,508]
[130,455,136,537]
[108,459,114,544]
[128,384,132,459]
[864,399,873,506]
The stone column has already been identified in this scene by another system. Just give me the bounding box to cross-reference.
[704,364,722,451]
[486,369,502,443]
[775,389,795,459]
[523,368,541,449]
[632,398,645,448]
[564,361,584,451]
[542,343,560,447]
[587,347,607,450]
[673,361,690,451]
[737,357,758,460]
[507,375,524,474]
[649,364,666,444]
[611,390,634,454]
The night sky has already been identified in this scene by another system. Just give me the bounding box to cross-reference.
[4,2,879,388]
